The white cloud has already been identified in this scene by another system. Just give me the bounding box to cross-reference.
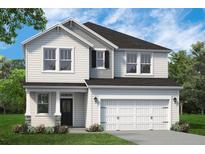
[43,8,100,27]
[43,8,205,51]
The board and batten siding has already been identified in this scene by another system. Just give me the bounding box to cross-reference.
[25,28,89,83]
[114,50,168,78]
[65,23,114,78]
[85,88,179,128]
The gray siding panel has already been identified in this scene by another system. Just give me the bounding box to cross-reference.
[114,51,168,78]
[26,28,90,83]
[66,23,114,78]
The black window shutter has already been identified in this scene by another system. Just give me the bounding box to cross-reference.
[92,50,96,68]
[105,50,109,69]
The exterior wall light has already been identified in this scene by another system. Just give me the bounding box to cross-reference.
[173,97,178,104]
[94,96,98,103]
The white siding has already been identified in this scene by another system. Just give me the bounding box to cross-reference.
[26,28,89,83]
[65,23,114,78]
[30,92,86,127]
[30,92,56,127]
[114,51,168,78]
[85,88,179,128]
[73,93,85,127]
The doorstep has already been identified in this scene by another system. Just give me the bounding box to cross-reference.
[69,128,88,133]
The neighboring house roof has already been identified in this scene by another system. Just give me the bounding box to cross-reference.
[22,24,94,47]
[84,22,171,51]
[85,78,180,87]
[24,82,86,87]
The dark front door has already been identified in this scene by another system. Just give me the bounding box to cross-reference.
[60,98,73,126]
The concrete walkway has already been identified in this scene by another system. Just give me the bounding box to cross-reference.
[108,130,205,145]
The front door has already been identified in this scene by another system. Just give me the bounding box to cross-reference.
[60,98,73,126]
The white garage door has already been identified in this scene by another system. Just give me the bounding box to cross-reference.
[100,99,169,130]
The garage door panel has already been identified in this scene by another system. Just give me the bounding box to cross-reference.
[101,99,169,130]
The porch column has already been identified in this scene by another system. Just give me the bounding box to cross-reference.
[25,90,31,125]
[55,91,61,126]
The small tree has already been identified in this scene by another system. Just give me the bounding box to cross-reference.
[0,69,25,113]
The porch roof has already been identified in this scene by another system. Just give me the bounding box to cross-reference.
[24,82,86,87]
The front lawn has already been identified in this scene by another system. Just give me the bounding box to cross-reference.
[180,114,205,136]
[0,114,133,145]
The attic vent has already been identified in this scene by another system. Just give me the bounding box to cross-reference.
[55,26,61,33]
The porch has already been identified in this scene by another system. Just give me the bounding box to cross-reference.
[24,83,88,127]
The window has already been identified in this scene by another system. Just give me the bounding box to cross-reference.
[126,53,137,73]
[37,94,49,114]
[43,48,56,70]
[96,51,105,68]
[141,53,151,74]
[60,48,72,71]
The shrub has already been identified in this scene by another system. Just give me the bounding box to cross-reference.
[55,126,69,134]
[27,126,37,134]
[12,124,23,133]
[45,127,55,134]
[36,124,45,133]
[87,124,104,132]
[22,123,28,133]
[171,121,190,132]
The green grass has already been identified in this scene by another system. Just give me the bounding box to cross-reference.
[0,114,133,145]
[180,114,205,136]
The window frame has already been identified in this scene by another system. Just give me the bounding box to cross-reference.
[36,93,50,116]
[125,52,153,76]
[43,47,57,71]
[95,48,106,69]
[126,52,138,74]
[59,48,73,72]
[140,53,152,74]
[42,46,74,73]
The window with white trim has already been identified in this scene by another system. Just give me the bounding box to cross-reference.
[126,53,137,73]
[96,51,105,68]
[43,48,56,70]
[140,53,151,74]
[37,94,49,114]
[60,48,72,71]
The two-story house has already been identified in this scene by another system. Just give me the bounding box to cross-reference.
[22,18,181,131]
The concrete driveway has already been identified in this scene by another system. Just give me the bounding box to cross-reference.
[108,130,205,145]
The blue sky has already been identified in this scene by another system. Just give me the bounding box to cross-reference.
[1,8,205,59]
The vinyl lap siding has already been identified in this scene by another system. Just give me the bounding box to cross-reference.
[30,92,56,127]
[73,93,85,127]
[85,88,179,128]
[30,92,86,127]
[66,23,114,78]
[26,28,89,83]
[114,51,168,78]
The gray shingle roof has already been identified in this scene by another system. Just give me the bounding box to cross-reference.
[84,22,171,51]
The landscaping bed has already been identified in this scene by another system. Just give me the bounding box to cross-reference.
[0,114,133,145]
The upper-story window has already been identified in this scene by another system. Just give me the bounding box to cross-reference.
[96,51,105,68]
[43,48,56,70]
[141,53,151,74]
[60,48,72,71]
[126,52,152,75]
[126,53,138,73]
[43,47,73,72]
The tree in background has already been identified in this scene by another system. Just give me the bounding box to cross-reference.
[0,69,25,113]
[0,8,47,44]
[169,50,194,114]
[191,41,205,114]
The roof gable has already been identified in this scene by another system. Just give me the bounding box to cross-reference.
[22,24,94,47]
[84,22,171,51]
